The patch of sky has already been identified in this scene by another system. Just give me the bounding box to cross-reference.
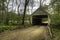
[6,0,50,14]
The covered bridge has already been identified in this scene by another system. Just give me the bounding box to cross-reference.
[31,7,50,25]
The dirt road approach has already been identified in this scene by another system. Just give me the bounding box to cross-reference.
[0,26,50,40]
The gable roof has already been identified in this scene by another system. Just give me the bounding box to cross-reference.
[31,7,49,16]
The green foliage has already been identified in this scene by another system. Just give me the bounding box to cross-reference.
[49,0,60,26]
[0,11,30,25]
[50,0,60,13]
[53,27,60,39]
[51,14,60,26]
[0,0,6,10]
[42,5,48,10]
[0,25,17,33]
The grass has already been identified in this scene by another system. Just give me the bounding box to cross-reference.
[0,25,17,33]
[0,23,31,33]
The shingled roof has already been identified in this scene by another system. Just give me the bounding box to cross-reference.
[31,7,49,16]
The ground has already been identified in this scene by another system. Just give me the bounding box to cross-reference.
[0,26,50,40]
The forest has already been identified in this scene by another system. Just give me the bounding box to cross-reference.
[0,0,60,40]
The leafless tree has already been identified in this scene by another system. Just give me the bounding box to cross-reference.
[22,0,29,25]
[5,0,10,25]
[16,0,21,24]
[11,0,14,24]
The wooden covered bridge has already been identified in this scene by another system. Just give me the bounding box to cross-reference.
[31,7,50,25]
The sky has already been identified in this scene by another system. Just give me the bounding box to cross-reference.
[6,0,50,14]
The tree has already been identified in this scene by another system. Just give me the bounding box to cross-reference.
[22,0,29,25]
[16,0,21,24]
[48,0,60,39]
[5,0,10,25]
[0,0,7,24]
[50,0,60,24]
[50,0,60,14]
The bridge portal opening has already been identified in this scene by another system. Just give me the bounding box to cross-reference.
[32,15,48,25]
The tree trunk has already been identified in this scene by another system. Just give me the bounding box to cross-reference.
[17,5,20,24]
[22,0,29,25]
[5,0,10,25]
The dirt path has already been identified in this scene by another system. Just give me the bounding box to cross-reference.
[0,26,50,40]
